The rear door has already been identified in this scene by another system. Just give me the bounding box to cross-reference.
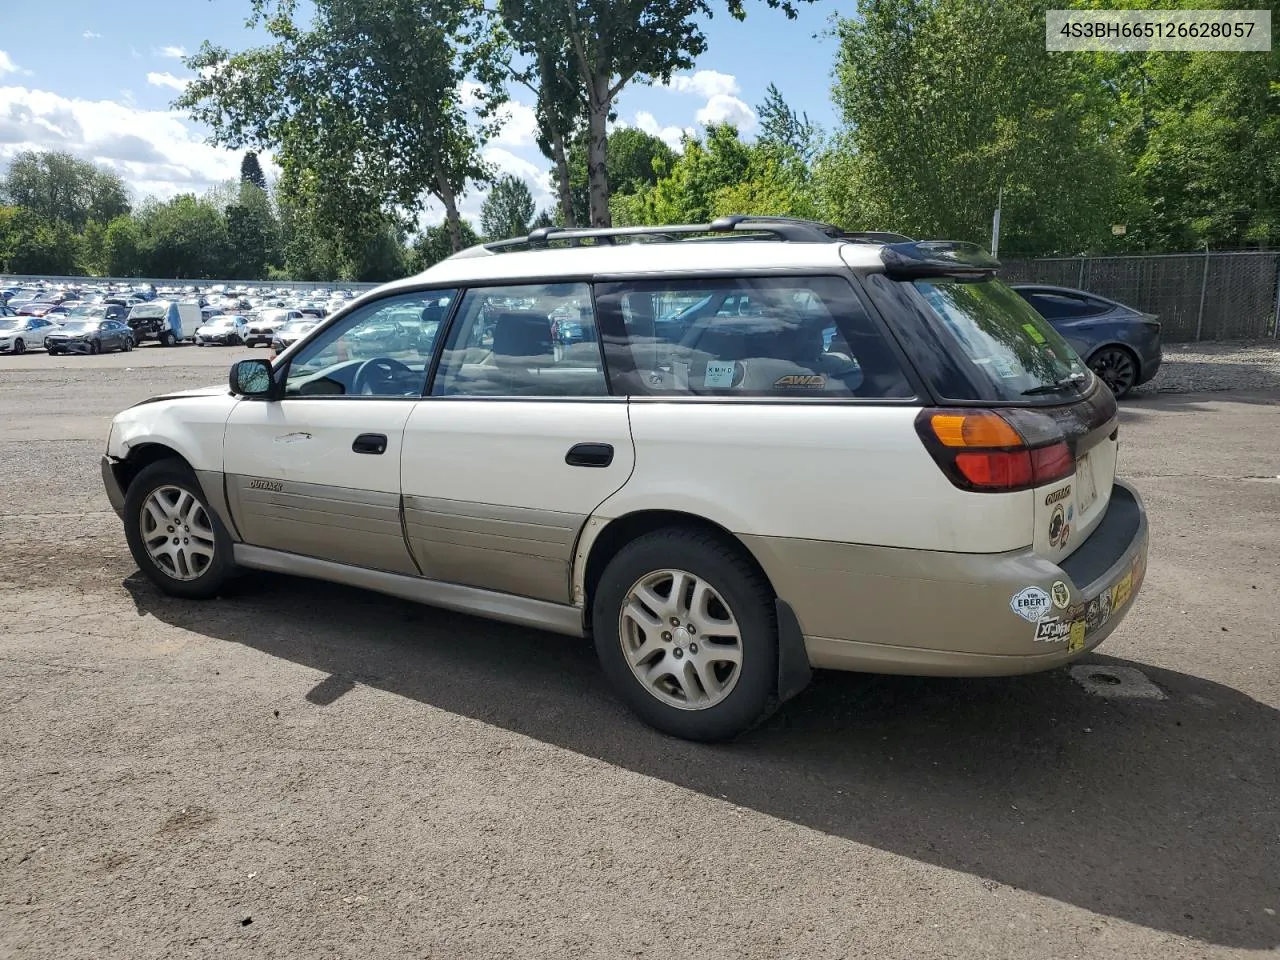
[400,282,634,604]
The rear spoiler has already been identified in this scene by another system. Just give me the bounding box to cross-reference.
[880,241,999,281]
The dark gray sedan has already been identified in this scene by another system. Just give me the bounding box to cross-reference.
[45,319,135,355]
[1011,285,1162,397]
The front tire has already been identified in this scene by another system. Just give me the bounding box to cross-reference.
[13,338,25,355]
[90,339,101,355]
[123,460,235,600]
[592,528,778,742]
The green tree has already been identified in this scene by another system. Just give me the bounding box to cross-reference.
[105,215,145,277]
[498,0,816,227]
[610,124,818,225]
[0,150,130,231]
[181,0,508,257]
[411,220,481,271]
[568,127,676,223]
[826,0,1124,255]
[225,202,269,278]
[4,210,80,274]
[530,208,556,229]
[137,195,232,278]
[479,174,536,240]
[755,82,818,163]
[240,151,268,191]
[79,219,109,275]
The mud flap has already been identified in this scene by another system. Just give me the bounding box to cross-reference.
[775,598,813,703]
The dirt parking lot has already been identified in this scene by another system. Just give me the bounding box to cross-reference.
[2,344,1278,959]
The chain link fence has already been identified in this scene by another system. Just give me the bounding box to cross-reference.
[1000,251,1280,343]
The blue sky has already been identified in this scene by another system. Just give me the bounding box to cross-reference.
[0,0,844,226]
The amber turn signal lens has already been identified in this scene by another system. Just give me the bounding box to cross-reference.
[929,411,1023,448]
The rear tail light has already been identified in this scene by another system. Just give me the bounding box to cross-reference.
[915,408,1073,492]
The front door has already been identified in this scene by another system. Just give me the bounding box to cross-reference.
[401,282,634,604]
[224,289,458,575]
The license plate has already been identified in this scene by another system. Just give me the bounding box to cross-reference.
[1076,453,1098,514]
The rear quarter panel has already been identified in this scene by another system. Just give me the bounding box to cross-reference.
[599,403,1034,553]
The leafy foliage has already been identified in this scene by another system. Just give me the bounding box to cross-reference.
[0,150,130,231]
[480,174,536,240]
[179,0,508,256]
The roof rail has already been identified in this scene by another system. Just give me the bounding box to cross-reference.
[453,215,849,258]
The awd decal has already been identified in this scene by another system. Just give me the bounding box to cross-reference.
[773,374,827,389]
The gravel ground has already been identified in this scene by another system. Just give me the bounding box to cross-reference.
[1133,340,1280,395]
[1,345,1278,959]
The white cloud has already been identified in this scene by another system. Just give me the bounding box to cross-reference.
[634,111,694,152]
[696,94,757,131]
[146,72,190,93]
[0,85,244,200]
[492,99,539,148]
[157,45,187,59]
[662,70,740,99]
[83,31,102,41]
[0,51,33,77]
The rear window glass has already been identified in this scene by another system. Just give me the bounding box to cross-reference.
[594,276,913,399]
[868,276,1091,403]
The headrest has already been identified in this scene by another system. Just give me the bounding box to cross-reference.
[492,311,553,366]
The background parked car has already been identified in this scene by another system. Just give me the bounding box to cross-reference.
[126,299,198,346]
[245,308,304,347]
[0,315,59,353]
[45,319,135,355]
[270,318,319,353]
[1011,284,1163,397]
[194,315,249,346]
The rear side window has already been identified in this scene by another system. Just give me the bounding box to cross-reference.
[1020,291,1109,320]
[432,283,607,397]
[595,276,913,398]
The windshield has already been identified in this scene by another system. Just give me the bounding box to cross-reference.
[874,276,1092,403]
[207,318,236,328]
[66,306,104,319]
[59,321,97,333]
[130,304,165,319]
[0,318,22,330]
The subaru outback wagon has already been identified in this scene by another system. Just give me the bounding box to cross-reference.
[102,217,1148,741]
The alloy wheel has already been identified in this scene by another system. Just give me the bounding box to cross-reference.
[1090,347,1137,396]
[618,568,743,711]
[139,485,217,581]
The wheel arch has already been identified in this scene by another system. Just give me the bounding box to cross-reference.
[112,442,196,495]
[575,508,812,702]
[1087,340,1142,376]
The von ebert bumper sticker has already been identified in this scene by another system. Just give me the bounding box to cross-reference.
[1027,548,1148,651]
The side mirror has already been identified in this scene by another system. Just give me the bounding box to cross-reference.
[229,358,276,399]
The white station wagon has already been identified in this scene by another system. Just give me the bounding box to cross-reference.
[102,217,1149,741]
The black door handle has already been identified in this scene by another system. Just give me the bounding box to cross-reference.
[565,442,614,468]
[353,433,388,455]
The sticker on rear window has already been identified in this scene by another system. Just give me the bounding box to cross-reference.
[1021,323,1047,344]
[704,360,736,389]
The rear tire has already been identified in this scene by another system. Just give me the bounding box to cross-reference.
[592,528,778,742]
[1089,346,1139,398]
[122,460,235,600]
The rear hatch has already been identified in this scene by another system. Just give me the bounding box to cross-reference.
[852,243,1119,562]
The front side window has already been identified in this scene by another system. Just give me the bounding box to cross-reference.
[595,276,914,398]
[284,290,457,398]
[432,282,606,397]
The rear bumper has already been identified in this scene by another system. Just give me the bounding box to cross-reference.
[1136,340,1163,385]
[744,480,1149,677]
